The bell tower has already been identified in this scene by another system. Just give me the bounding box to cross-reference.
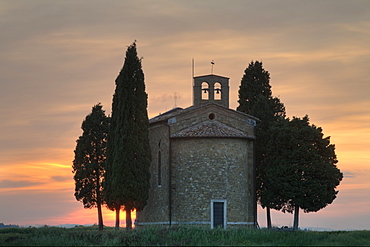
[193,74,229,108]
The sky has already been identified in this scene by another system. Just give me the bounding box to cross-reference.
[0,0,369,230]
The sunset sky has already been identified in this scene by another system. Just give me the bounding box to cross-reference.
[0,0,369,230]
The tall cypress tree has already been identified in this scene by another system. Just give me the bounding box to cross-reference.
[104,42,151,230]
[237,61,285,228]
[72,103,110,231]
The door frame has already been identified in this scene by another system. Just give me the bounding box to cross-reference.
[210,199,227,229]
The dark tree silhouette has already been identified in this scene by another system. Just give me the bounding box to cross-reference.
[237,61,285,228]
[104,42,151,230]
[72,103,110,231]
[265,116,343,230]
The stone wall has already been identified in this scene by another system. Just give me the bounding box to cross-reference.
[171,137,255,226]
[136,123,170,224]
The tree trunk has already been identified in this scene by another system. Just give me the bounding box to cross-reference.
[96,199,104,231]
[266,206,272,229]
[115,205,120,230]
[126,207,132,230]
[293,205,299,230]
[96,175,104,231]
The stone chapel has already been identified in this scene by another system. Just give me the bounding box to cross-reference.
[136,74,259,229]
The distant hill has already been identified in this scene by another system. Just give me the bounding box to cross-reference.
[0,223,19,228]
[54,224,94,228]
[22,224,94,228]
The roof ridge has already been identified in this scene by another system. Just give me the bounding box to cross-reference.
[171,120,253,139]
[149,103,260,125]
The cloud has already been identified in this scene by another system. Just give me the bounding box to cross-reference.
[0,179,42,189]
[0,162,74,195]
[51,176,71,182]
[342,171,356,178]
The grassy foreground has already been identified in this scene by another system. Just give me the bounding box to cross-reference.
[1,225,369,246]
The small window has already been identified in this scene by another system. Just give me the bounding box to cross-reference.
[158,150,162,186]
[209,113,215,120]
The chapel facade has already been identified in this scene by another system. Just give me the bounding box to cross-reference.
[136,74,259,229]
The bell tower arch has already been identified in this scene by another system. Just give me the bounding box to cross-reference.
[193,74,229,108]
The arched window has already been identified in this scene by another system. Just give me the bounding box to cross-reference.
[202,82,209,100]
[158,141,162,186]
[214,82,221,100]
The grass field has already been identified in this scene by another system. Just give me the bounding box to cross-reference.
[1,225,369,246]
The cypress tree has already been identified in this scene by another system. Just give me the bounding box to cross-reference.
[237,61,285,228]
[72,103,110,231]
[104,42,151,230]
[237,61,272,113]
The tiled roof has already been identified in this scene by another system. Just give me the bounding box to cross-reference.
[149,107,184,124]
[171,120,253,139]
